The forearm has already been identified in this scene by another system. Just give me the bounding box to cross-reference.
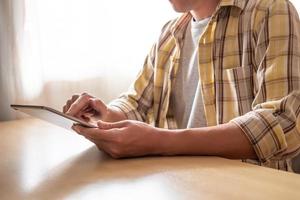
[158,122,257,160]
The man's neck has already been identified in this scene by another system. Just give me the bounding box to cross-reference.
[190,0,220,21]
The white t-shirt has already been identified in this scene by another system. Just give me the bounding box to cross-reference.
[172,17,210,129]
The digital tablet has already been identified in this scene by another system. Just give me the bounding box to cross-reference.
[11,104,97,130]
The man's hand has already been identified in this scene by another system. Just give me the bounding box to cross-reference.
[72,120,257,160]
[63,93,127,124]
[72,120,165,158]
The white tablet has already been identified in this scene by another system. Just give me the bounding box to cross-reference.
[11,104,97,130]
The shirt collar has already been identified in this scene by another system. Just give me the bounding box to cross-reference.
[170,0,248,40]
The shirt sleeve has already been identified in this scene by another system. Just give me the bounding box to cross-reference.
[231,1,300,164]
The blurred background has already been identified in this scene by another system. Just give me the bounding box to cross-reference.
[0,0,177,121]
[0,0,299,121]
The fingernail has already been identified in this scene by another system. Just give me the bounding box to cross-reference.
[97,120,103,126]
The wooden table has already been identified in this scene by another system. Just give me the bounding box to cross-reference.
[0,118,299,200]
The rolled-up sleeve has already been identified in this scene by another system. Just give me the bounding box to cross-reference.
[231,1,300,164]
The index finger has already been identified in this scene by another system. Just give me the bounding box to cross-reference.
[66,94,92,116]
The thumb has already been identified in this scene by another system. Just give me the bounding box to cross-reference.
[89,98,107,114]
[97,120,128,129]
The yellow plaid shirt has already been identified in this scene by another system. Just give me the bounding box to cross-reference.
[110,0,300,171]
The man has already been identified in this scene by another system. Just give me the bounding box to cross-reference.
[63,0,300,172]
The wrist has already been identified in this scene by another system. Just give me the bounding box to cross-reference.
[154,128,187,156]
[106,106,127,122]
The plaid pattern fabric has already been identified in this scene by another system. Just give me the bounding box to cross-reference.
[109,0,300,171]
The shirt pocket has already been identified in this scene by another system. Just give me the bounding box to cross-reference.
[220,65,254,117]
